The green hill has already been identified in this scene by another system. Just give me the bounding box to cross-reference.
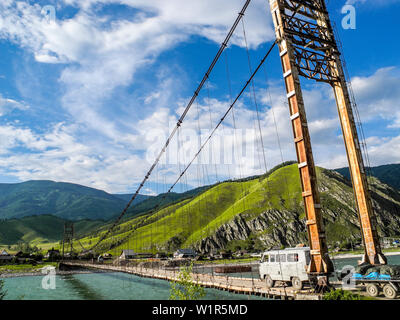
[0,215,103,245]
[0,180,149,221]
[0,183,212,247]
[336,164,400,190]
[119,186,212,221]
[74,163,400,255]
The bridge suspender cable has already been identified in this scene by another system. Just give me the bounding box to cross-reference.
[164,41,277,195]
[87,0,253,252]
[88,39,277,254]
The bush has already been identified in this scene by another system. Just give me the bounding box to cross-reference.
[169,262,205,300]
[323,289,362,300]
[0,280,7,300]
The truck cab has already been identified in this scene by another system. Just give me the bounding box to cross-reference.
[259,247,311,290]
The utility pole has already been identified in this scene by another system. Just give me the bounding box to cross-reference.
[269,0,386,275]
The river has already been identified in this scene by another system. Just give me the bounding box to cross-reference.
[2,254,400,300]
[1,271,265,300]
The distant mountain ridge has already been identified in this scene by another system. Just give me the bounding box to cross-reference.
[0,180,148,221]
[335,163,400,190]
[112,194,152,203]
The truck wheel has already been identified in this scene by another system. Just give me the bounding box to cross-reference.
[265,275,275,289]
[366,283,379,297]
[292,277,303,290]
[383,284,397,299]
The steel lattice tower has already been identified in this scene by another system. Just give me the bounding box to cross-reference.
[62,222,74,259]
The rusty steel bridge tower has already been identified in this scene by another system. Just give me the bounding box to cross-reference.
[269,0,387,275]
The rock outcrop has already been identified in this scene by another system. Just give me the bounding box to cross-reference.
[194,169,400,253]
[195,209,307,253]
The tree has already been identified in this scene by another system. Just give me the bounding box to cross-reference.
[0,280,7,300]
[169,262,205,300]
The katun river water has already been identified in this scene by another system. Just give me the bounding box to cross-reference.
[1,272,266,300]
[2,254,400,300]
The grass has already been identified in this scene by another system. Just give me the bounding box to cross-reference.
[331,246,400,257]
[0,262,58,274]
[195,257,259,265]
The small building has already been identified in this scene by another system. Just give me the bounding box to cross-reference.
[382,237,400,249]
[0,250,13,264]
[14,251,24,257]
[233,250,248,258]
[45,249,61,260]
[120,250,137,260]
[173,248,197,259]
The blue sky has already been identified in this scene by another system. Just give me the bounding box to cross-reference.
[0,0,399,194]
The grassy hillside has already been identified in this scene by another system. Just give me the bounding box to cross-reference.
[336,163,400,190]
[72,164,303,254]
[69,163,400,256]
[115,186,211,221]
[0,215,103,245]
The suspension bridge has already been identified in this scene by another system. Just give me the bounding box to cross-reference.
[60,0,393,299]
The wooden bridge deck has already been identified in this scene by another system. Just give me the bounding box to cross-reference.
[61,261,323,300]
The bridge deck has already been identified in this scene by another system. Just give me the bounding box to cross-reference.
[61,261,323,300]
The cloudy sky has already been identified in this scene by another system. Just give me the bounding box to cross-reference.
[0,0,399,194]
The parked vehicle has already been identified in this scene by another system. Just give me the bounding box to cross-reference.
[338,265,400,299]
[259,247,311,290]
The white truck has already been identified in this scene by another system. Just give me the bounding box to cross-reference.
[259,247,311,290]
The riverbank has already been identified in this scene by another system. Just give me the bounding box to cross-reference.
[0,262,111,278]
[332,251,400,259]
[0,269,111,278]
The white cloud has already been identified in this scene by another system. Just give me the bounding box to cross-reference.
[350,67,400,128]
[0,95,29,116]
[366,136,400,165]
